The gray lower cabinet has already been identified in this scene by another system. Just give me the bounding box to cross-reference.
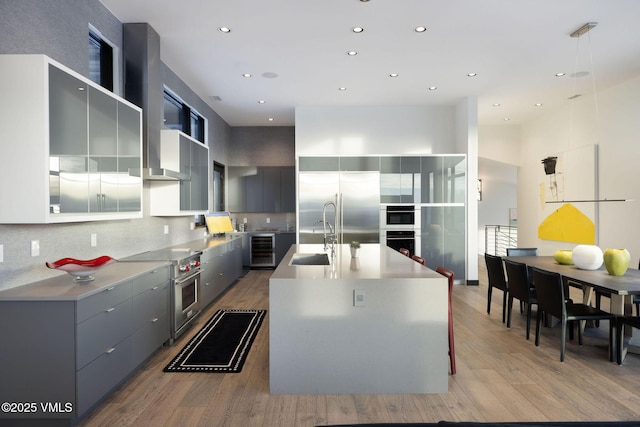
[199,238,243,309]
[0,264,170,426]
[275,232,296,265]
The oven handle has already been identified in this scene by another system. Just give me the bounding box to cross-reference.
[175,269,201,285]
[386,236,416,241]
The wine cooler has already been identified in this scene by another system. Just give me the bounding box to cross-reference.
[250,233,276,268]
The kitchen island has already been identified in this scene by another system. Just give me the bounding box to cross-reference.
[269,243,448,394]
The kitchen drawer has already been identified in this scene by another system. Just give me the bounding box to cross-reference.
[76,334,133,418]
[132,280,169,330]
[76,298,134,370]
[132,265,171,297]
[132,312,169,367]
[77,281,132,323]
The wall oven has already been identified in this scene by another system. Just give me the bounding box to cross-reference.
[380,205,421,256]
[381,205,420,229]
[383,230,417,256]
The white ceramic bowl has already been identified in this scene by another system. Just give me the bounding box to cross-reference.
[571,245,603,270]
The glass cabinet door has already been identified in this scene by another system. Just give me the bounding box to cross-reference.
[421,206,466,280]
[49,64,88,156]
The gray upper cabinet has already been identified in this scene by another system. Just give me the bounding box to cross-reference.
[421,156,466,204]
[381,156,421,204]
[0,54,143,223]
[228,166,295,213]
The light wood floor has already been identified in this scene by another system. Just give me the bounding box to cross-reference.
[80,260,640,426]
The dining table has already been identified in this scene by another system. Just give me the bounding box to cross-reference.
[503,255,640,361]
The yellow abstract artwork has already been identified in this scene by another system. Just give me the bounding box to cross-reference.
[537,203,595,244]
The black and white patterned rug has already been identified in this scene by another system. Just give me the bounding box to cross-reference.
[163,309,266,373]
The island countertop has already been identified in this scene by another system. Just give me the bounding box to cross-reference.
[271,243,444,280]
[269,243,449,395]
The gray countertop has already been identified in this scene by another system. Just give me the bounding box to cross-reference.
[271,243,443,280]
[0,261,170,301]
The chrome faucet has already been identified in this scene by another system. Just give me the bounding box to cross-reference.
[322,200,337,256]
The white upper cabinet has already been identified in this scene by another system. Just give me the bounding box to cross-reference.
[0,55,143,223]
[149,129,209,216]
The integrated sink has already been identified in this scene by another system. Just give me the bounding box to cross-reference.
[289,253,331,266]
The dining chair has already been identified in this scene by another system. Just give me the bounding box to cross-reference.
[436,266,456,375]
[484,253,508,323]
[506,247,538,257]
[616,315,640,364]
[505,247,537,313]
[531,267,616,362]
[411,255,426,265]
[504,259,537,340]
[399,248,410,257]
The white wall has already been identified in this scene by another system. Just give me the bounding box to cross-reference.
[295,105,457,155]
[518,75,640,259]
[295,103,480,282]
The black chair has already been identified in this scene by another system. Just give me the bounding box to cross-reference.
[616,315,640,364]
[531,267,616,362]
[505,247,537,312]
[504,259,537,340]
[484,253,508,323]
[506,247,538,257]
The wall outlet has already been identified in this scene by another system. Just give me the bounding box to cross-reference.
[31,240,40,257]
[90,233,97,247]
[266,217,271,224]
[164,225,169,235]
[354,289,366,307]
[190,222,195,230]
[243,218,247,224]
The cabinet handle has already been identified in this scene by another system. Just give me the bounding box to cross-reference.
[105,347,116,354]
[152,317,159,323]
[106,307,115,313]
[151,286,159,290]
[106,287,115,292]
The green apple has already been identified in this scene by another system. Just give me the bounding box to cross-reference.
[603,248,631,276]
[553,250,573,265]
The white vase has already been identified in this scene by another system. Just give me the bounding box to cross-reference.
[572,244,603,270]
[350,247,359,258]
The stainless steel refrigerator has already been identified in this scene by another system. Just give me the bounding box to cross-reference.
[299,171,380,244]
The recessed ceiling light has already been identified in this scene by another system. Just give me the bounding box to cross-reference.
[242,73,251,78]
[492,103,501,107]
[218,27,231,33]
[347,50,358,56]
[467,73,477,77]
[338,87,347,91]
[258,100,266,104]
[428,86,438,91]
[352,27,364,33]
[504,118,511,121]
[555,72,566,77]
[415,26,427,33]
[534,103,543,107]
[268,118,274,122]
[389,73,399,77]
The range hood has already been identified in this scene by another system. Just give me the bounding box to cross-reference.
[128,167,189,181]
[123,23,185,181]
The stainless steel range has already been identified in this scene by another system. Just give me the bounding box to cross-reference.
[123,248,202,343]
